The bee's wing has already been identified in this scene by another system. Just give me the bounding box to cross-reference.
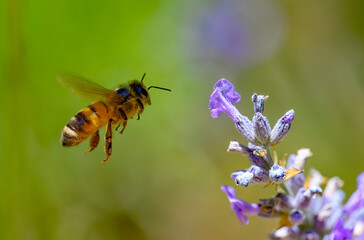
[57,72,114,100]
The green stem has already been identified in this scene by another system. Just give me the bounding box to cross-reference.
[280,182,290,195]
[264,145,274,166]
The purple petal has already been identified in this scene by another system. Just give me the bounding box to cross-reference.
[221,185,260,224]
[210,109,223,118]
[289,209,305,224]
[357,172,364,191]
[344,172,364,216]
[213,79,241,104]
[209,79,256,142]
[330,218,353,240]
[221,185,237,199]
[209,90,224,110]
[230,199,250,224]
[209,79,243,121]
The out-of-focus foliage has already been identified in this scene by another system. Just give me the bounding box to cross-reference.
[0,0,363,239]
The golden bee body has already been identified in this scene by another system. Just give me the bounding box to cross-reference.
[61,101,110,147]
[58,73,170,163]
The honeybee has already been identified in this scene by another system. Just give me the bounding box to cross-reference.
[58,73,171,163]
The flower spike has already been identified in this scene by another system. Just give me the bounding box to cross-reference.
[210,79,363,239]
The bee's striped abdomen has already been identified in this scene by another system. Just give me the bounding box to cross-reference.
[61,101,110,147]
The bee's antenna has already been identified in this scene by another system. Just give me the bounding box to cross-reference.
[141,73,146,83]
[148,86,172,92]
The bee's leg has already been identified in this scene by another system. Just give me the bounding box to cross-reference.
[84,130,100,153]
[102,119,113,163]
[118,108,128,134]
[115,124,121,131]
[136,99,144,120]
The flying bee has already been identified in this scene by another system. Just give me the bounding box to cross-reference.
[58,73,171,163]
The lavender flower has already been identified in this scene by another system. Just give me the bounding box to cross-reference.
[209,78,364,239]
[221,185,260,224]
[210,78,300,189]
[209,79,256,143]
[210,78,294,148]
[209,78,241,120]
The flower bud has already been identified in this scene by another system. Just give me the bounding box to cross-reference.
[235,115,256,143]
[295,188,315,210]
[252,93,268,113]
[289,209,305,225]
[323,177,343,198]
[293,148,312,170]
[308,168,325,189]
[227,140,250,155]
[232,165,269,187]
[270,110,294,145]
[253,112,271,145]
[269,164,286,184]
[234,171,254,187]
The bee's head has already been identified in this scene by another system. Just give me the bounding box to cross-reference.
[131,73,171,105]
[130,80,151,105]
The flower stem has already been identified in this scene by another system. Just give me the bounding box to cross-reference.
[280,182,290,195]
[265,146,274,166]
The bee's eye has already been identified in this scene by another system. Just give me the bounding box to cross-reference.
[116,88,129,97]
[137,87,148,97]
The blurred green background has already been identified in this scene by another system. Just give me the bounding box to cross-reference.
[1,0,364,239]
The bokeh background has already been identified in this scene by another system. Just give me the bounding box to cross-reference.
[1,0,364,239]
